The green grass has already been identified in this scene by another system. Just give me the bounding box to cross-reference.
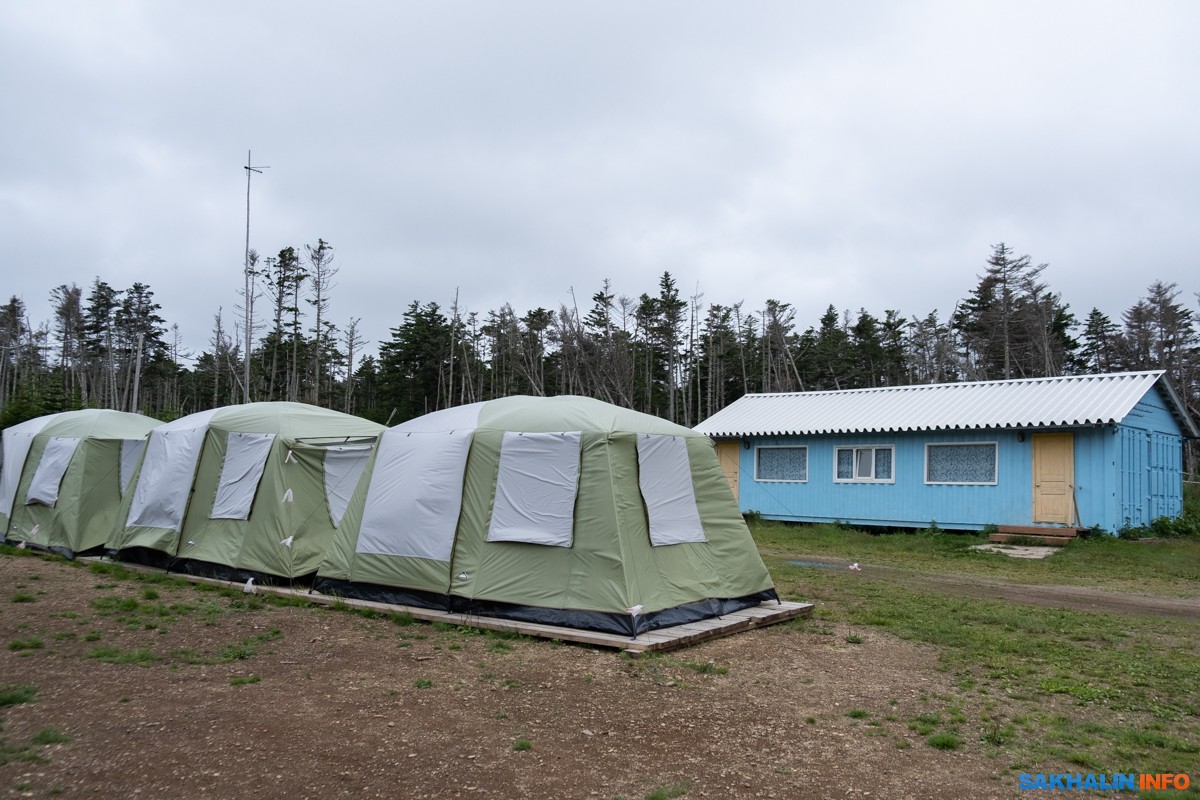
[512,739,532,752]
[229,675,261,686]
[753,519,1200,595]
[31,728,73,745]
[414,679,433,689]
[85,646,160,665]
[926,731,962,751]
[0,685,37,707]
[8,637,43,651]
[643,781,689,800]
[759,520,1200,780]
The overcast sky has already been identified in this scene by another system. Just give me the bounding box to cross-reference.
[2,1,1197,364]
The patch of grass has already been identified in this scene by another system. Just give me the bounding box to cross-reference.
[679,660,728,676]
[141,588,159,600]
[846,709,870,719]
[643,781,689,800]
[85,646,160,665]
[219,628,284,662]
[31,728,73,745]
[512,739,532,752]
[8,637,43,651]
[414,679,433,689]
[769,526,1200,779]
[0,685,37,707]
[753,518,1200,595]
[10,592,35,603]
[0,740,47,767]
[229,675,261,687]
[907,713,940,736]
[981,723,1014,746]
[926,732,962,750]
[89,596,141,615]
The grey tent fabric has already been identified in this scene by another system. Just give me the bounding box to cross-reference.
[24,437,82,508]
[486,431,581,547]
[0,414,61,525]
[210,431,276,520]
[119,439,147,494]
[356,430,473,561]
[323,444,373,528]
[636,434,706,546]
[126,408,220,532]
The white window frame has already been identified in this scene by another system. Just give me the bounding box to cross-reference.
[833,445,895,484]
[924,441,998,486]
[754,445,808,483]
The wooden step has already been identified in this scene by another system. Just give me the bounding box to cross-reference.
[988,525,1079,547]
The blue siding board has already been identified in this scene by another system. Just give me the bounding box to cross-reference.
[735,385,1186,534]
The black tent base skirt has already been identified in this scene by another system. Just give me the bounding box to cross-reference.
[312,577,779,637]
[108,549,311,588]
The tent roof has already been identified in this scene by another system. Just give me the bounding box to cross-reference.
[395,395,700,436]
[158,402,385,440]
[35,409,162,439]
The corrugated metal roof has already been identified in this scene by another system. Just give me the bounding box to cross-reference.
[694,371,1198,437]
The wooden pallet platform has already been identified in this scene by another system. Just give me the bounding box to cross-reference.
[989,525,1079,547]
[88,560,811,654]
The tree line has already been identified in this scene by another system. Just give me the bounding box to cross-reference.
[2,242,1198,450]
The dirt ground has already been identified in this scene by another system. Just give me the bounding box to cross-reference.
[1,553,1144,800]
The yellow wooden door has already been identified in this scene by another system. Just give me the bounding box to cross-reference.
[1032,433,1074,524]
[714,440,740,502]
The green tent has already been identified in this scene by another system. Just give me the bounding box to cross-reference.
[0,409,163,558]
[107,402,385,581]
[316,396,777,635]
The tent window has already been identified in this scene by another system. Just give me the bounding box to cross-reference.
[324,444,373,528]
[211,432,277,520]
[126,408,219,532]
[120,439,147,494]
[637,435,706,546]
[356,430,473,561]
[1,426,48,521]
[487,432,581,548]
[24,437,82,508]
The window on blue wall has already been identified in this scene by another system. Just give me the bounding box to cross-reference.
[756,446,808,482]
[925,442,997,484]
[834,446,894,483]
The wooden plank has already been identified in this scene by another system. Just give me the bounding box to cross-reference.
[83,558,812,653]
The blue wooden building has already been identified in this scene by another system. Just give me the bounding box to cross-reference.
[694,371,1198,534]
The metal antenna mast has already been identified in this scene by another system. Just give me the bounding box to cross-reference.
[243,150,270,403]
